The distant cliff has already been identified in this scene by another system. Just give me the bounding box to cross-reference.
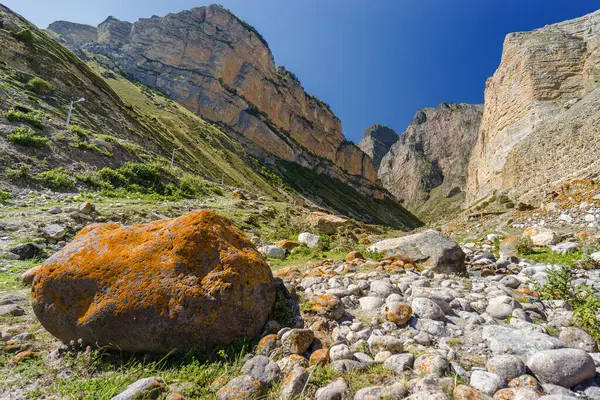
[48,5,379,193]
[377,103,482,220]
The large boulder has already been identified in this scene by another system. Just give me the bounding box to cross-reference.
[368,230,465,274]
[310,212,348,234]
[32,211,276,353]
[522,227,560,246]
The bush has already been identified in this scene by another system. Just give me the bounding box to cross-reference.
[74,141,111,157]
[27,77,53,95]
[3,109,43,128]
[0,190,10,203]
[37,168,77,191]
[5,164,32,181]
[69,125,91,139]
[515,236,534,255]
[179,173,208,198]
[13,28,33,44]
[7,127,51,148]
[532,264,600,340]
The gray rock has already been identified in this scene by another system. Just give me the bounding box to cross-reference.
[368,335,404,354]
[527,348,596,388]
[486,295,521,319]
[383,353,414,372]
[368,230,466,274]
[482,325,566,359]
[486,354,526,381]
[499,275,521,289]
[470,370,506,395]
[315,378,347,400]
[298,232,322,249]
[9,243,44,260]
[0,304,24,317]
[559,327,597,353]
[412,297,445,321]
[42,224,66,241]
[78,202,94,215]
[0,293,27,305]
[257,245,286,260]
[414,354,448,376]
[330,360,368,375]
[110,377,165,400]
[279,367,308,400]
[359,296,384,311]
[549,242,579,254]
[330,344,354,362]
[354,383,407,400]
[369,280,398,298]
[241,355,280,386]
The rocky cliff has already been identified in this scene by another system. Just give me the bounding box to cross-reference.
[47,5,379,189]
[467,10,600,205]
[358,124,399,169]
[378,103,483,220]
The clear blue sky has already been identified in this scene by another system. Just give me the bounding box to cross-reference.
[4,1,599,143]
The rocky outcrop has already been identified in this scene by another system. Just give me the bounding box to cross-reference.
[48,5,378,185]
[358,125,399,168]
[467,10,600,205]
[46,20,97,47]
[32,211,276,353]
[378,103,482,218]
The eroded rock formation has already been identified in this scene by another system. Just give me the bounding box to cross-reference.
[48,5,378,185]
[378,103,482,219]
[467,10,600,205]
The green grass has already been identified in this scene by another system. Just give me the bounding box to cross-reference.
[0,259,41,291]
[522,249,583,266]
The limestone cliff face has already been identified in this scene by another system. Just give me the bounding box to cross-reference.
[358,125,399,169]
[378,103,482,219]
[46,21,97,47]
[48,5,378,186]
[467,10,600,205]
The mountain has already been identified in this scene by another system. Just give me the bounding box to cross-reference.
[467,10,600,206]
[47,5,379,194]
[358,125,399,169]
[0,4,421,229]
[376,103,482,220]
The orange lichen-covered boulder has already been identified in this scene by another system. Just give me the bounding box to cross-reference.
[31,210,276,353]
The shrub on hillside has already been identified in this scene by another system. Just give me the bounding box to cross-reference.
[8,127,51,148]
[515,236,534,255]
[3,109,43,128]
[37,168,76,191]
[0,190,10,203]
[12,28,33,44]
[27,77,53,95]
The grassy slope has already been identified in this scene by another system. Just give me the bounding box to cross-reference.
[275,161,423,230]
[0,4,421,230]
[0,5,279,199]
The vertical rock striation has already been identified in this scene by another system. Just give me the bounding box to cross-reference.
[467,10,600,205]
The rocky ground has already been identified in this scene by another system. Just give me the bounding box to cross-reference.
[0,181,599,399]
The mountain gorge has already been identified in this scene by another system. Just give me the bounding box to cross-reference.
[0,4,421,229]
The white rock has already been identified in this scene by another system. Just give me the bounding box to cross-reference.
[298,232,322,249]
